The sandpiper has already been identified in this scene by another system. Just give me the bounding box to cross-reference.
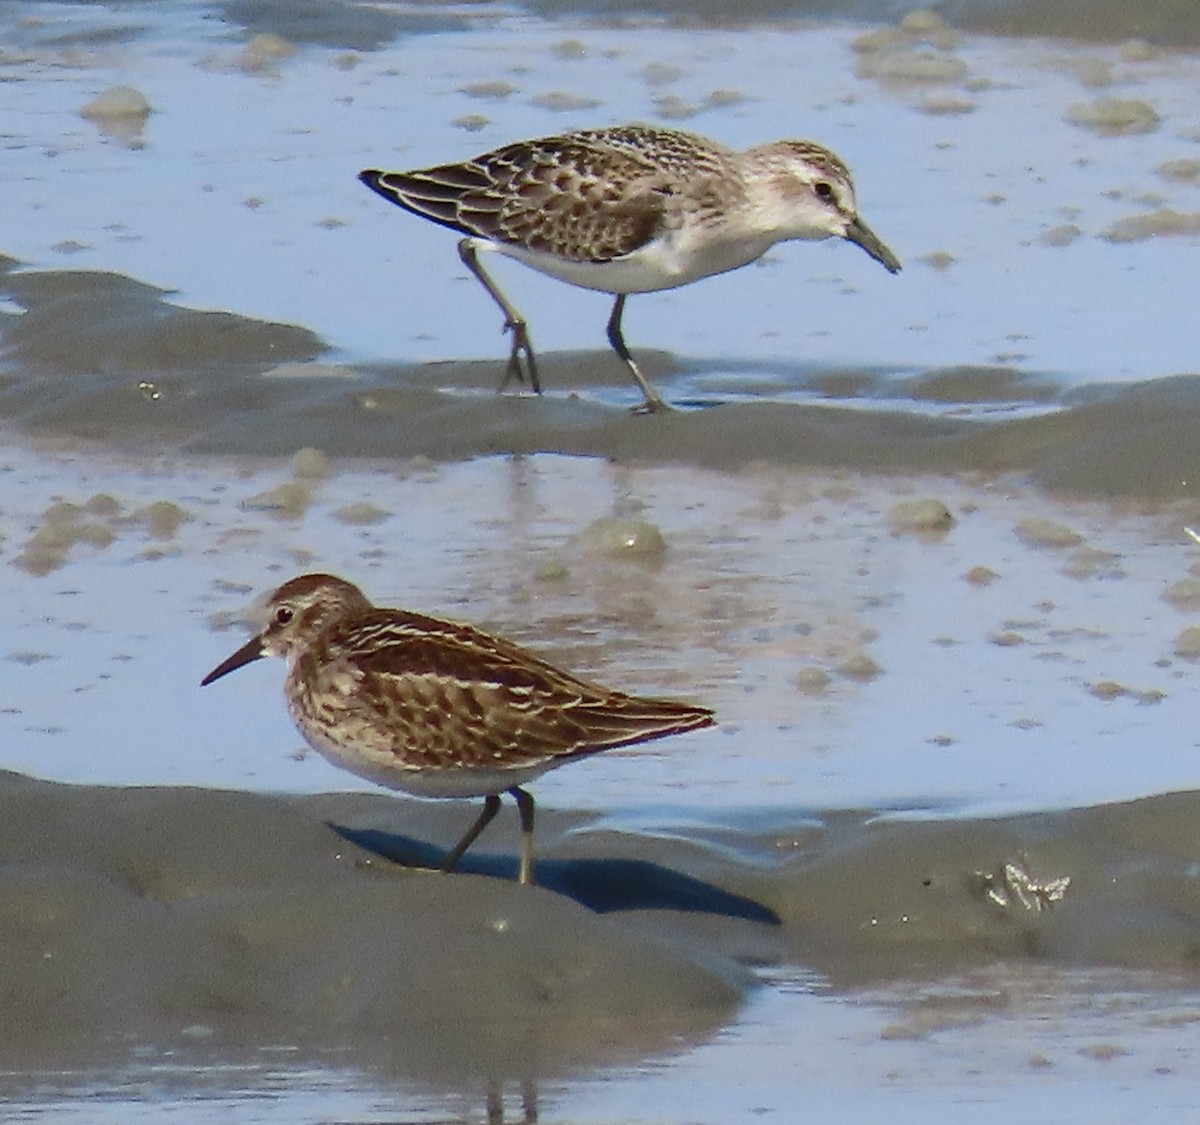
[201,573,714,885]
[359,123,901,413]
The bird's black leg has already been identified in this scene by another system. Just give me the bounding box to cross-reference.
[606,294,669,414]
[441,792,502,873]
[485,1078,539,1124]
[511,787,536,886]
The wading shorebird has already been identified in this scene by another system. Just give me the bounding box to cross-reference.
[359,123,901,413]
[202,573,715,885]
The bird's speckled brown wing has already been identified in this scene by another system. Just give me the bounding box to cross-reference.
[361,132,691,262]
[569,125,735,179]
[299,609,713,773]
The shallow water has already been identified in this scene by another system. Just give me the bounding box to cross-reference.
[5,450,1200,816]
[12,972,1200,1123]
[5,0,1200,1121]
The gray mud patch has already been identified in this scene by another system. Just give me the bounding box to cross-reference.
[3,266,1200,500]
[0,269,324,376]
[211,0,469,50]
[0,772,743,1081]
[6,770,1200,1081]
[942,0,1200,46]
[517,0,1200,47]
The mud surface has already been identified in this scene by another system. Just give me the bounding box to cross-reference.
[6,264,1200,499]
[7,770,1200,1116]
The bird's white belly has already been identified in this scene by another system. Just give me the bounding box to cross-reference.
[486,229,781,295]
[297,722,562,799]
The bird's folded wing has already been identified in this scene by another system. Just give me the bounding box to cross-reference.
[382,137,673,262]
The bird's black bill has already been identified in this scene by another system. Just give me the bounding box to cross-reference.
[845,216,902,274]
[201,635,266,686]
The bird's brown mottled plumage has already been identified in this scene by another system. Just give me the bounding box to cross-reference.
[370,135,670,263]
[202,573,714,885]
[358,123,901,413]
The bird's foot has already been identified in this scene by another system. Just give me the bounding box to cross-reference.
[352,856,439,876]
[630,394,673,415]
[497,319,542,395]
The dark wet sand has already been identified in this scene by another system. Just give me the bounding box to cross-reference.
[212,0,1200,48]
[4,263,1200,501]
[0,771,743,1084]
[6,766,1200,1087]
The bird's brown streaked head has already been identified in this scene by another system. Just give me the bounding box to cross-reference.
[201,573,373,686]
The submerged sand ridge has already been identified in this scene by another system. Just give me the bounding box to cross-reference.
[3,263,1200,500]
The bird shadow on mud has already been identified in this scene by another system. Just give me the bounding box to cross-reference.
[327,823,780,926]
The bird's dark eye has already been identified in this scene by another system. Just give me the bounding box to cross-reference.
[275,606,294,625]
[814,181,835,202]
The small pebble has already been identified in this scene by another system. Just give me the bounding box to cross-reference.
[918,97,975,117]
[80,85,152,124]
[921,250,958,269]
[84,493,121,517]
[531,91,601,113]
[535,558,569,583]
[641,62,685,86]
[1014,517,1083,549]
[851,27,906,54]
[44,501,85,526]
[1162,577,1200,609]
[1039,224,1083,247]
[459,80,517,100]
[888,498,956,534]
[856,50,968,84]
[795,666,831,694]
[290,448,330,480]
[333,502,391,526]
[135,500,191,539]
[1062,546,1123,580]
[1065,97,1160,135]
[1155,159,1200,184]
[13,547,66,576]
[239,482,311,519]
[1069,59,1113,88]
[578,517,667,561]
[1174,626,1200,660]
[1102,210,1200,244]
[550,38,587,59]
[836,652,882,682]
[453,114,490,133]
[652,95,698,120]
[899,9,949,34]
[7,651,54,666]
[1117,38,1155,62]
[706,89,746,108]
[239,33,297,73]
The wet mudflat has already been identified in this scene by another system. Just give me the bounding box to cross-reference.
[4,442,1200,1121]
[5,0,1200,1121]
[8,768,1200,1121]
